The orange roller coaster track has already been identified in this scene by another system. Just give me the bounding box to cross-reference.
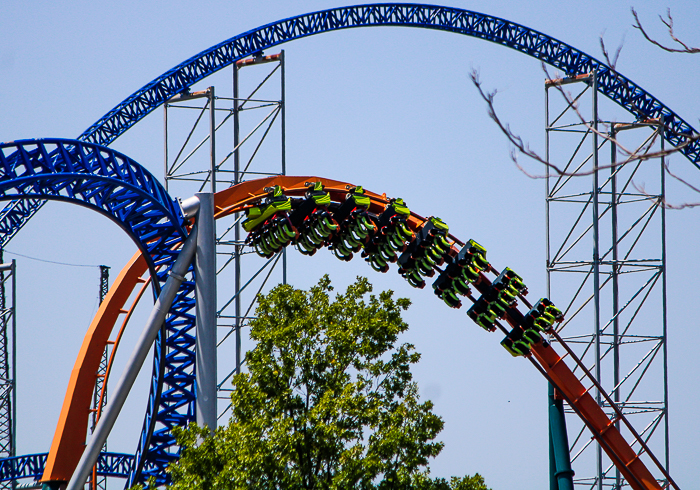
[44,176,676,490]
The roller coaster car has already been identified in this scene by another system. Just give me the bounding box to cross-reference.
[493,267,527,296]
[289,193,330,229]
[442,261,481,287]
[481,286,511,318]
[243,188,299,258]
[378,197,411,228]
[501,325,541,357]
[524,300,564,333]
[374,198,414,253]
[432,274,463,308]
[328,187,377,256]
[397,217,452,276]
[331,185,371,224]
[467,298,497,332]
[501,336,531,357]
[418,218,454,258]
[242,185,292,232]
[400,268,426,289]
[288,183,339,257]
[538,298,564,322]
[454,239,490,271]
[246,215,297,258]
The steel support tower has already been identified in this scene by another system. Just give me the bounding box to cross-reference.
[545,73,669,489]
[0,253,16,490]
[89,266,110,490]
[163,51,287,421]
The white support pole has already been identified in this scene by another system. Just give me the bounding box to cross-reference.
[195,192,217,431]
[65,224,199,490]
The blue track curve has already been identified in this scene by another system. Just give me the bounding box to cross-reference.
[0,139,195,485]
[2,3,698,485]
[3,4,698,246]
[78,3,700,160]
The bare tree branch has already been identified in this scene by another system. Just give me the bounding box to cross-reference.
[468,69,556,177]
[470,63,700,211]
[632,7,700,54]
[469,68,696,181]
[599,33,624,70]
[469,8,700,210]
[632,180,700,210]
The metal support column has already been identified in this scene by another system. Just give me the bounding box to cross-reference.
[195,193,217,431]
[280,50,287,286]
[90,266,110,490]
[209,88,216,194]
[659,118,670,483]
[590,72,603,490]
[610,125,621,490]
[0,256,16,490]
[233,62,242,376]
[549,384,575,490]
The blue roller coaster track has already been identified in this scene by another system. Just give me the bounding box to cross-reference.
[1,3,697,487]
[0,139,194,485]
[0,453,134,483]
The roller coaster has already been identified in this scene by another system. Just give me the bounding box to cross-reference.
[0,4,695,490]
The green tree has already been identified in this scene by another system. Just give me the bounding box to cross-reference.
[169,276,490,490]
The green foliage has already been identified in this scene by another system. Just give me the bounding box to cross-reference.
[169,276,490,490]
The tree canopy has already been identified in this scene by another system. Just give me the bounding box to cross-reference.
[169,276,490,490]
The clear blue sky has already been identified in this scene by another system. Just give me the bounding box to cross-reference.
[1,1,699,488]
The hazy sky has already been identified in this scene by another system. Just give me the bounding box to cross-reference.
[1,1,699,488]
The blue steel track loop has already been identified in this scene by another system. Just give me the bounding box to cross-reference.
[0,139,195,485]
[3,4,700,247]
[2,3,699,486]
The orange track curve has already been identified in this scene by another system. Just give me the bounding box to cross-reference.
[42,176,669,490]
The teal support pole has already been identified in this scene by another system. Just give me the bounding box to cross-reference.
[549,383,574,490]
[549,422,557,490]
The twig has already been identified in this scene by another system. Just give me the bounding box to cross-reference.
[632,7,700,54]
[599,33,624,70]
[468,69,557,175]
[632,180,700,210]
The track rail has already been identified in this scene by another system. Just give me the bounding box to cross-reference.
[2,3,698,247]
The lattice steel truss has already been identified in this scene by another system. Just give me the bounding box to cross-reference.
[0,254,15,490]
[89,266,110,490]
[545,73,669,489]
[163,52,287,423]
